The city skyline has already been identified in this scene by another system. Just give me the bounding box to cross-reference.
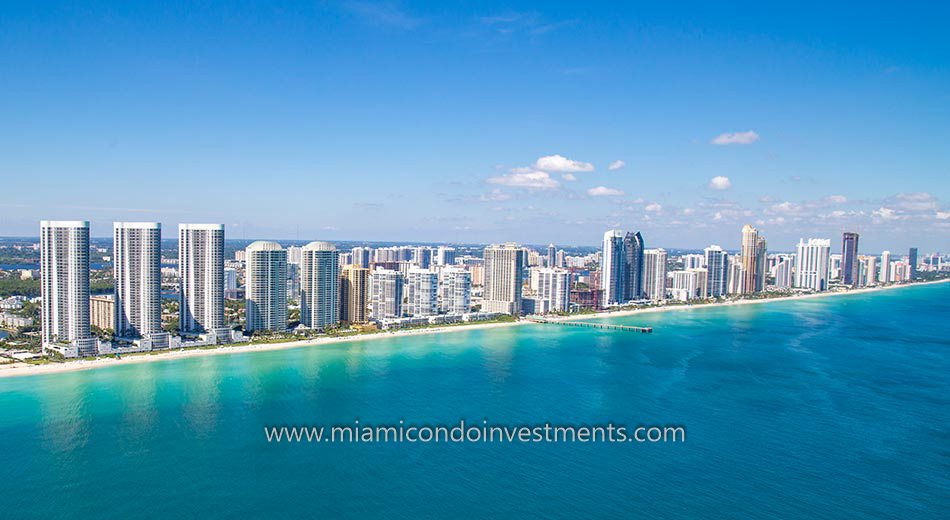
[0,220,940,256]
[1,2,948,249]
[22,215,932,361]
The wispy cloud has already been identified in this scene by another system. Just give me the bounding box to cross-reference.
[477,12,576,37]
[587,186,624,197]
[487,170,559,189]
[608,160,625,171]
[711,130,759,145]
[892,192,938,212]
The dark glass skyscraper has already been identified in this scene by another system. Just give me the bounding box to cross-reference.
[909,247,918,280]
[622,231,645,301]
[841,232,860,286]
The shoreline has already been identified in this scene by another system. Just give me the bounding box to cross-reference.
[547,278,950,321]
[1,279,946,380]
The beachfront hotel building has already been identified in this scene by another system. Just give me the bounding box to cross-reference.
[40,220,98,357]
[482,243,525,315]
[795,238,832,291]
[244,241,288,333]
[643,248,668,301]
[908,247,918,280]
[601,230,626,306]
[841,232,860,286]
[879,251,892,283]
[406,268,439,316]
[773,255,795,288]
[740,224,767,294]
[704,245,728,298]
[623,231,645,301]
[178,224,226,339]
[340,264,370,324]
[727,256,745,295]
[300,241,340,329]
[535,267,572,312]
[864,256,878,285]
[114,222,168,349]
[370,268,404,320]
[440,266,471,314]
[670,268,708,301]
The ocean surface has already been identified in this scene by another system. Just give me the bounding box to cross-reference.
[2,284,949,519]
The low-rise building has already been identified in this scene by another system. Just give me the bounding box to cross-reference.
[90,294,115,331]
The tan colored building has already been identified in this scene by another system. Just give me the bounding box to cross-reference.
[340,264,370,324]
[90,294,115,331]
[740,224,767,294]
[481,243,525,315]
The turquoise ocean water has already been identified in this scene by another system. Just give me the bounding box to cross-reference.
[2,283,948,518]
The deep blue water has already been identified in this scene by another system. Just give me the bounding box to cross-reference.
[1,283,948,519]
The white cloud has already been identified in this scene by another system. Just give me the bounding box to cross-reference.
[561,173,577,181]
[534,154,594,172]
[708,176,732,190]
[487,170,559,189]
[608,160,626,171]
[645,202,662,212]
[937,211,950,220]
[587,186,624,197]
[683,208,694,215]
[825,195,848,204]
[872,207,899,221]
[711,130,760,145]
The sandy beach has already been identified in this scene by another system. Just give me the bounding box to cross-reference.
[2,279,946,379]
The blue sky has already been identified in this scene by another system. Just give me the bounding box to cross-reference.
[1,1,948,252]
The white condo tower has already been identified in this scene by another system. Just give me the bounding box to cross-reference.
[114,222,168,349]
[179,224,227,340]
[245,241,288,333]
[40,220,98,357]
[300,241,340,329]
